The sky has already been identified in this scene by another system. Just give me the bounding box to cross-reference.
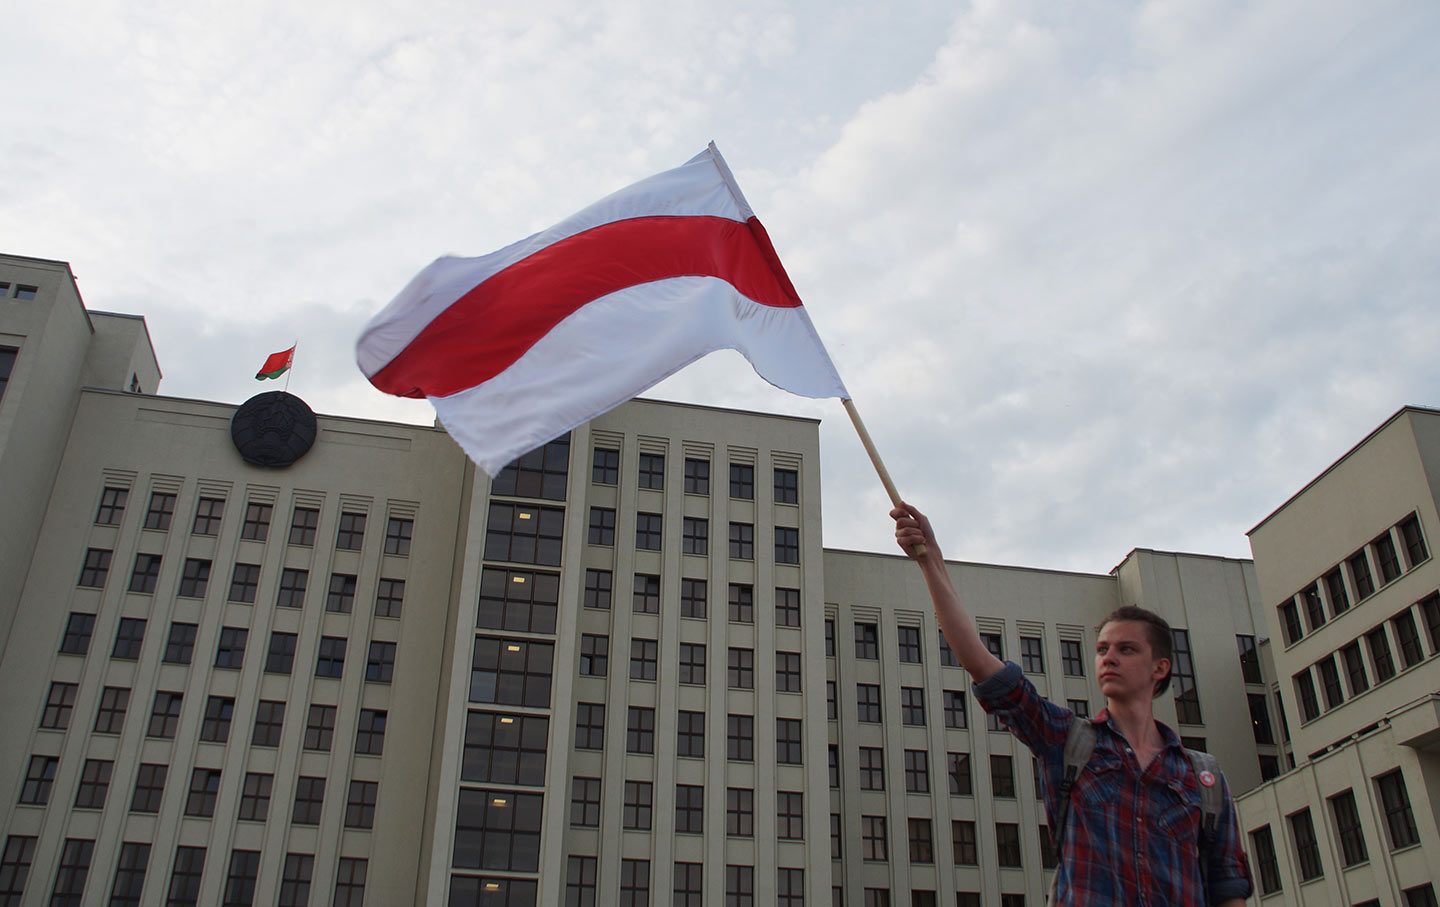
[5,0,1439,574]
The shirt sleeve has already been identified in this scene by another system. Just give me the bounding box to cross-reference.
[1205,771,1255,902]
[972,660,1074,757]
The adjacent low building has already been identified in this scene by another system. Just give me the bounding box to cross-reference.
[1,252,1434,906]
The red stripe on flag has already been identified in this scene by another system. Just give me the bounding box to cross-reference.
[368,215,804,398]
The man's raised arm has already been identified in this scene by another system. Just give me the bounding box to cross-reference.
[891,503,1006,683]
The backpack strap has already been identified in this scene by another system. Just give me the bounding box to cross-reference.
[1048,717,1097,905]
[1185,748,1225,904]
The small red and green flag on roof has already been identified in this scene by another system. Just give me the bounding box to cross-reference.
[255,346,295,380]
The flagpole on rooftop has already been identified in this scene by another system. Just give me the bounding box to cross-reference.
[842,398,926,558]
[284,342,296,394]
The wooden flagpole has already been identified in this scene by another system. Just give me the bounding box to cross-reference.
[842,398,927,558]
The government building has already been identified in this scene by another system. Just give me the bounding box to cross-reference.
[0,251,1436,905]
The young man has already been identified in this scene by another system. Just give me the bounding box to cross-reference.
[892,503,1253,906]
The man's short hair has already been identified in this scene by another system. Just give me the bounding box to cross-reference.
[1099,605,1174,697]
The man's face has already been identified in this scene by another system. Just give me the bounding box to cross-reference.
[1095,620,1169,703]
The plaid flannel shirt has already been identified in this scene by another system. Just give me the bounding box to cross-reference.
[975,661,1253,906]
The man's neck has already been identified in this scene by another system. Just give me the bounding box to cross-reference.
[1105,696,1161,751]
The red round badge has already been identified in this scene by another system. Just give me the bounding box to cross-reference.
[1199,770,1216,787]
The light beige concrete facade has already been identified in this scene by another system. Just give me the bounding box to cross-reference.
[0,251,1344,906]
[1239,407,1440,906]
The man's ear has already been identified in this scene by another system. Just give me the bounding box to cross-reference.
[1151,657,1172,694]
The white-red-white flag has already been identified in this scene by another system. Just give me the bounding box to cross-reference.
[356,143,849,475]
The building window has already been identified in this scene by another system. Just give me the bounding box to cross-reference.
[592,447,619,485]
[1295,669,1320,722]
[724,865,753,907]
[345,780,378,828]
[727,647,754,689]
[174,557,210,598]
[59,612,95,655]
[40,681,77,730]
[228,563,260,603]
[904,749,929,793]
[729,522,754,559]
[901,686,926,725]
[95,487,128,525]
[570,776,601,827]
[19,755,57,805]
[636,512,663,550]
[676,783,705,834]
[128,553,162,593]
[1278,600,1302,646]
[273,568,307,608]
[587,507,615,545]
[826,619,836,656]
[730,464,754,499]
[157,622,195,665]
[145,491,176,530]
[94,686,130,734]
[684,458,709,494]
[862,816,888,861]
[112,843,152,907]
[579,634,608,676]
[1251,825,1281,894]
[252,701,285,747]
[168,846,206,904]
[491,434,570,500]
[679,643,706,684]
[857,683,882,723]
[729,583,754,623]
[223,850,260,906]
[334,512,367,550]
[1302,584,1326,632]
[897,625,922,663]
[147,691,183,738]
[682,517,708,554]
[681,578,707,618]
[334,858,367,907]
[575,703,605,749]
[213,626,247,669]
[462,711,547,784]
[384,517,413,555]
[584,568,612,609]
[111,618,146,660]
[1349,550,1376,599]
[948,752,973,795]
[775,527,800,564]
[484,503,563,566]
[200,696,234,743]
[185,768,221,817]
[944,690,968,729]
[727,714,753,761]
[292,777,325,825]
[278,853,313,907]
[1247,693,1274,745]
[478,567,556,632]
[627,706,655,753]
[995,822,1022,867]
[619,863,653,907]
[289,506,319,545]
[953,820,978,865]
[859,746,885,790]
[1289,808,1323,881]
[726,787,754,836]
[773,467,798,504]
[1399,513,1428,566]
[909,818,934,864]
[1338,642,1369,697]
[1394,610,1425,668]
[566,856,597,906]
[193,497,225,535]
[78,547,111,588]
[1374,531,1402,584]
[855,622,879,659]
[630,638,658,681]
[1367,627,1397,683]
[130,763,166,813]
[1170,628,1202,724]
[633,573,660,613]
[355,709,386,755]
[49,839,93,906]
[776,650,801,692]
[677,709,705,757]
[980,632,1004,660]
[367,641,396,683]
[1375,769,1420,849]
[452,794,541,875]
[673,863,702,907]
[623,781,653,830]
[1404,885,1439,907]
[777,717,803,764]
[1324,568,1351,615]
[297,706,337,754]
[241,502,271,541]
[1318,655,1344,710]
[1070,698,1091,718]
[1235,634,1262,684]
[638,452,664,489]
[238,772,273,822]
[991,754,1016,798]
[469,637,553,707]
[1020,635,1044,673]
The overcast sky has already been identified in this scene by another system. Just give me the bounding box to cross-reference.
[5,0,1438,573]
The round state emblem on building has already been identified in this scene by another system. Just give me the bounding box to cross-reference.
[230,391,317,467]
